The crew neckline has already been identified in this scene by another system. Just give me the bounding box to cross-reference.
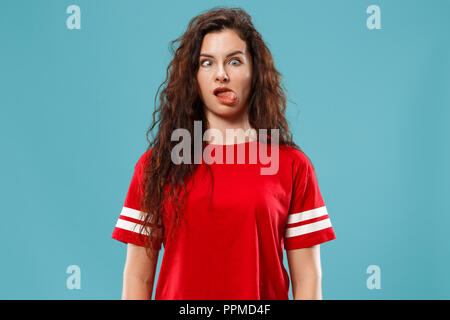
[205,139,258,147]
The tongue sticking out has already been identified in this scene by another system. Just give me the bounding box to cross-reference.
[216,91,237,105]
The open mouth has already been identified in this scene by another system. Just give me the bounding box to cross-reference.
[213,87,237,105]
[214,87,233,95]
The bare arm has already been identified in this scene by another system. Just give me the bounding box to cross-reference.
[286,244,323,300]
[122,243,159,300]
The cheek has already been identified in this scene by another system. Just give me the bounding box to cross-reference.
[196,73,208,98]
[239,71,252,94]
[238,66,251,83]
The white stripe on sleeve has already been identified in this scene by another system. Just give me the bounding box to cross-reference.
[120,206,147,221]
[286,206,328,224]
[115,218,150,236]
[285,218,332,238]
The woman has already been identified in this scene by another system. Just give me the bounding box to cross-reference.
[111,7,336,300]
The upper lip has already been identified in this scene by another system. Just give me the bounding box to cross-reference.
[213,86,234,95]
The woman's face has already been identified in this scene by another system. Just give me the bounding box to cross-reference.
[196,28,253,121]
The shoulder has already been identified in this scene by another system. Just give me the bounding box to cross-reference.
[135,149,153,171]
[278,144,320,186]
[278,144,313,170]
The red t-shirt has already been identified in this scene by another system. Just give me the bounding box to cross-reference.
[111,140,336,299]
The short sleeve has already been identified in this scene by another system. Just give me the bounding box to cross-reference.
[284,152,336,250]
[111,150,162,250]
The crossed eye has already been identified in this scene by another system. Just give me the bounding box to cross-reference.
[201,58,242,67]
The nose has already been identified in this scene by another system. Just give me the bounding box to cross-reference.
[215,65,229,83]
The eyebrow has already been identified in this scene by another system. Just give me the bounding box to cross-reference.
[199,50,245,59]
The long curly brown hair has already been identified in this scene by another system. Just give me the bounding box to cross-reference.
[137,6,300,259]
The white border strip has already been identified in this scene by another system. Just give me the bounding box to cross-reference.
[287,206,328,224]
[120,207,146,221]
[115,219,150,236]
[285,218,332,238]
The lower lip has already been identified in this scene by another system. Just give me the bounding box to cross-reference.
[215,94,237,106]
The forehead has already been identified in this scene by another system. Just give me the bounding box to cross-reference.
[200,29,248,54]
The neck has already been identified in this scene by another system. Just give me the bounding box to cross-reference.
[204,109,256,145]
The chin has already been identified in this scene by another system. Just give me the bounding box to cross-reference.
[207,103,245,118]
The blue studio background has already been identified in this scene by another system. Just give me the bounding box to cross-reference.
[0,0,449,299]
